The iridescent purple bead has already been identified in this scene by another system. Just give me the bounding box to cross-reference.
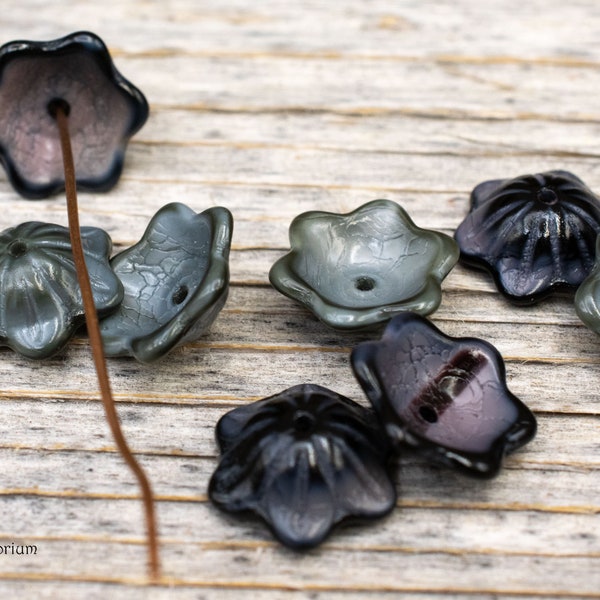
[454,171,600,304]
[0,31,148,198]
[351,313,537,478]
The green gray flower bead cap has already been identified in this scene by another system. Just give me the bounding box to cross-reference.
[100,202,233,363]
[0,221,123,359]
[269,199,459,329]
[574,234,600,334]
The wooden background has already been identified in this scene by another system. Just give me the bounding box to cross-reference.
[1,1,599,598]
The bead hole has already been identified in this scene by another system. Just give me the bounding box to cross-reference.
[418,405,438,424]
[537,187,558,205]
[354,276,376,292]
[172,285,189,305]
[7,240,28,258]
[47,98,71,119]
[293,411,315,434]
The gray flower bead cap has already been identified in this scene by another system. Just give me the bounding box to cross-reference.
[0,221,123,359]
[100,202,233,363]
[269,199,459,329]
[574,235,600,334]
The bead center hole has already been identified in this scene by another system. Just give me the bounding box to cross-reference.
[354,276,376,292]
[293,410,316,434]
[418,405,438,424]
[537,186,558,205]
[47,98,71,119]
[8,240,28,258]
[172,285,189,305]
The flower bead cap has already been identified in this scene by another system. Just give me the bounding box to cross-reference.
[0,31,149,198]
[269,199,459,330]
[0,221,123,359]
[100,202,233,363]
[209,384,396,549]
[351,313,537,478]
[454,170,600,304]
[574,234,600,334]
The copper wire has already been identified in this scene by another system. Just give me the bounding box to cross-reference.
[54,103,160,580]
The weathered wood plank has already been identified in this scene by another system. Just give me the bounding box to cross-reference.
[92,55,600,122]
[0,536,597,596]
[0,583,579,600]
[2,497,598,556]
[1,0,600,596]
[134,109,600,156]
[1,447,598,513]
[3,0,600,62]
[115,144,600,194]
[0,359,597,416]
[0,331,599,407]
[0,396,596,466]
[3,582,580,600]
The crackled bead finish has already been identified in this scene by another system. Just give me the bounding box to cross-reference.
[351,313,537,478]
[0,221,122,359]
[574,235,600,334]
[100,202,232,363]
[209,384,396,549]
[455,170,600,304]
[269,199,459,329]
[0,31,148,198]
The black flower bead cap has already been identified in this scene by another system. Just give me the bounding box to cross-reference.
[351,313,537,478]
[0,221,123,359]
[100,202,233,363]
[454,170,600,304]
[209,384,397,549]
[0,31,148,199]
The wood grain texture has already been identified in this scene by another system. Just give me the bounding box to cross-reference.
[0,1,599,598]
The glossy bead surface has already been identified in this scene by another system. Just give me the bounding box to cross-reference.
[455,170,600,304]
[269,199,459,329]
[0,31,148,198]
[574,235,600,334]
[351,313,537,478]
[100,202,232,363]
[209,383,396,549]
[0,221,122,358]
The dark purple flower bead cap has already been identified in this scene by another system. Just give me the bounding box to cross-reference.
[0,31,148,198]
[209,384,396,549]
[351,313,537,478]
[454,170,600,304]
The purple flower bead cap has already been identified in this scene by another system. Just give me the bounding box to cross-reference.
[209,384,396,549]
[0,221,122,359]
[351,313,537,478]
[0,31,148,199]
[269,199,459,330]
[454,170,600,304]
